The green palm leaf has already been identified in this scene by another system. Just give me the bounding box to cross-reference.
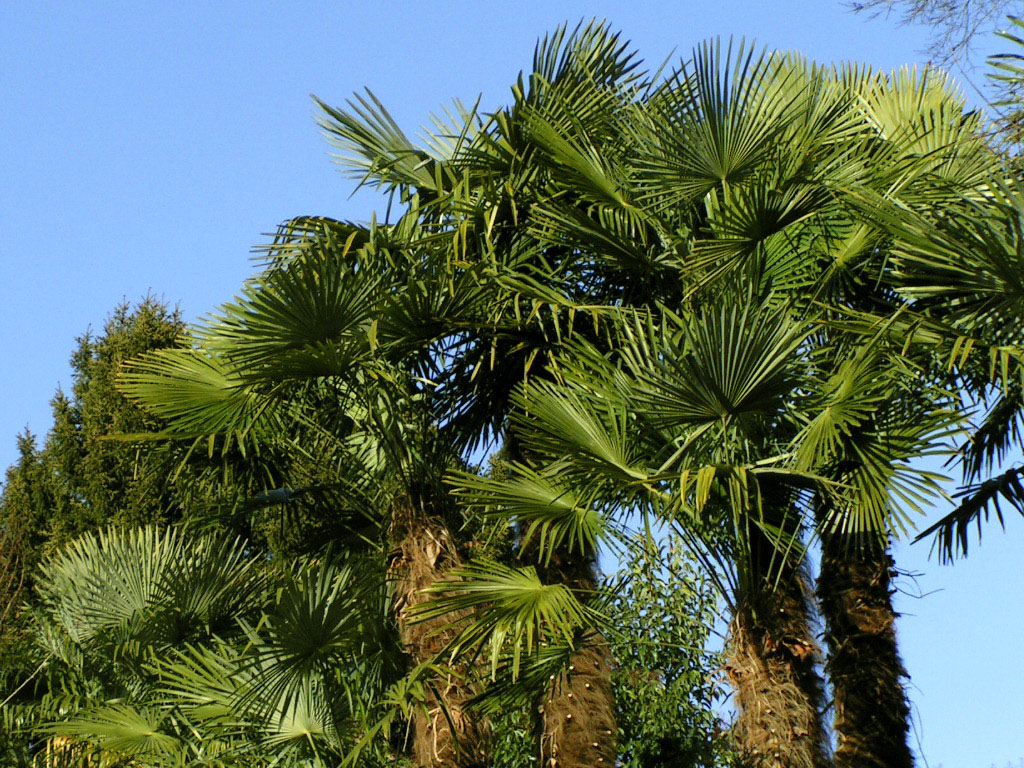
[635,39,801,204]
[119,347,286,450]
[36,527,265,667]
[46,703,183,765]
[451,463,610,559]
[412,560,592,677]
[629,301,808,431]
[915,465,1024,561]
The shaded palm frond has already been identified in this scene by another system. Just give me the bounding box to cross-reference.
[915,464,1024,562]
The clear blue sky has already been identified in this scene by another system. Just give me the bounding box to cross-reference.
[1,2,1021,765]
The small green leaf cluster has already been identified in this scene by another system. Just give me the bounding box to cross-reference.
[610,535,736,768]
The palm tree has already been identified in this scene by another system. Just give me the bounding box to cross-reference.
[423,43,836,766]
[622,54,987,768]
[314,23,652,766]
[714,62,989,768]
[117,215,496,767]
[391,30,807,768]
[117,25,660,767]
[421,42,988,768]
[762,62,992,768]
[315,33,834,768]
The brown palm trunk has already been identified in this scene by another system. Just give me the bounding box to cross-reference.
[726,494,828,768]
[534,549,616,768]
[818,534,913,768]
[726,576,828,768]
[503,430,617,767]
[392,513,490,768]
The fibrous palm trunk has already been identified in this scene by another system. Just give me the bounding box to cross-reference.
[818,534,913,768]
[726,505,828,768]
[393,512,490,768]
[534,549,616,768]
[727,579,828,768]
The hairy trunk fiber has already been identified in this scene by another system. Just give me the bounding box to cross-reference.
[537,636,616,768]
[819,535,912,768]
[393,515,490,768]
[726,577,828,768]
[533,549,616,768]
[726,492,827,768]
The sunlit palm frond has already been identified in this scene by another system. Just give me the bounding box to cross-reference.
[635,39,802,206]
[823,420,956,539]
[412,560,592,677]
[45,703,183,766]
[451,463,610,559]
[315,90,442,196]
[688,181,833,287]
[793,346,897,473]
[237,556,396,723]
[36,527,264,653]
[884,183,1024,346]
[253,216,375,269]
[201,231,384,380]
[852,65,991,186]
[527,20,646,109]
[118,347,289,453]
[524,113,633,210]
[628,300,809,435]
[510,378,649,483]
[154,639,246,729]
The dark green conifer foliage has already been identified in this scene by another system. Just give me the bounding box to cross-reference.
[0,298,185,580]
[55,299,184,535]
[1,433,55,582]
[0,440,34,688]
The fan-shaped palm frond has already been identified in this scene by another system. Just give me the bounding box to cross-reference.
[239,556,397,720]
[30,530,403,768]
[629,301,809,435]
[316,90,449,197]
[200,226,387,381]
[36,527,264,653]
[915,465,1024,561]
[411,559,593,677]
[635,39,803,205]
[46,703,183,766]
[118,347,291,452]
[451,463,613,560]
